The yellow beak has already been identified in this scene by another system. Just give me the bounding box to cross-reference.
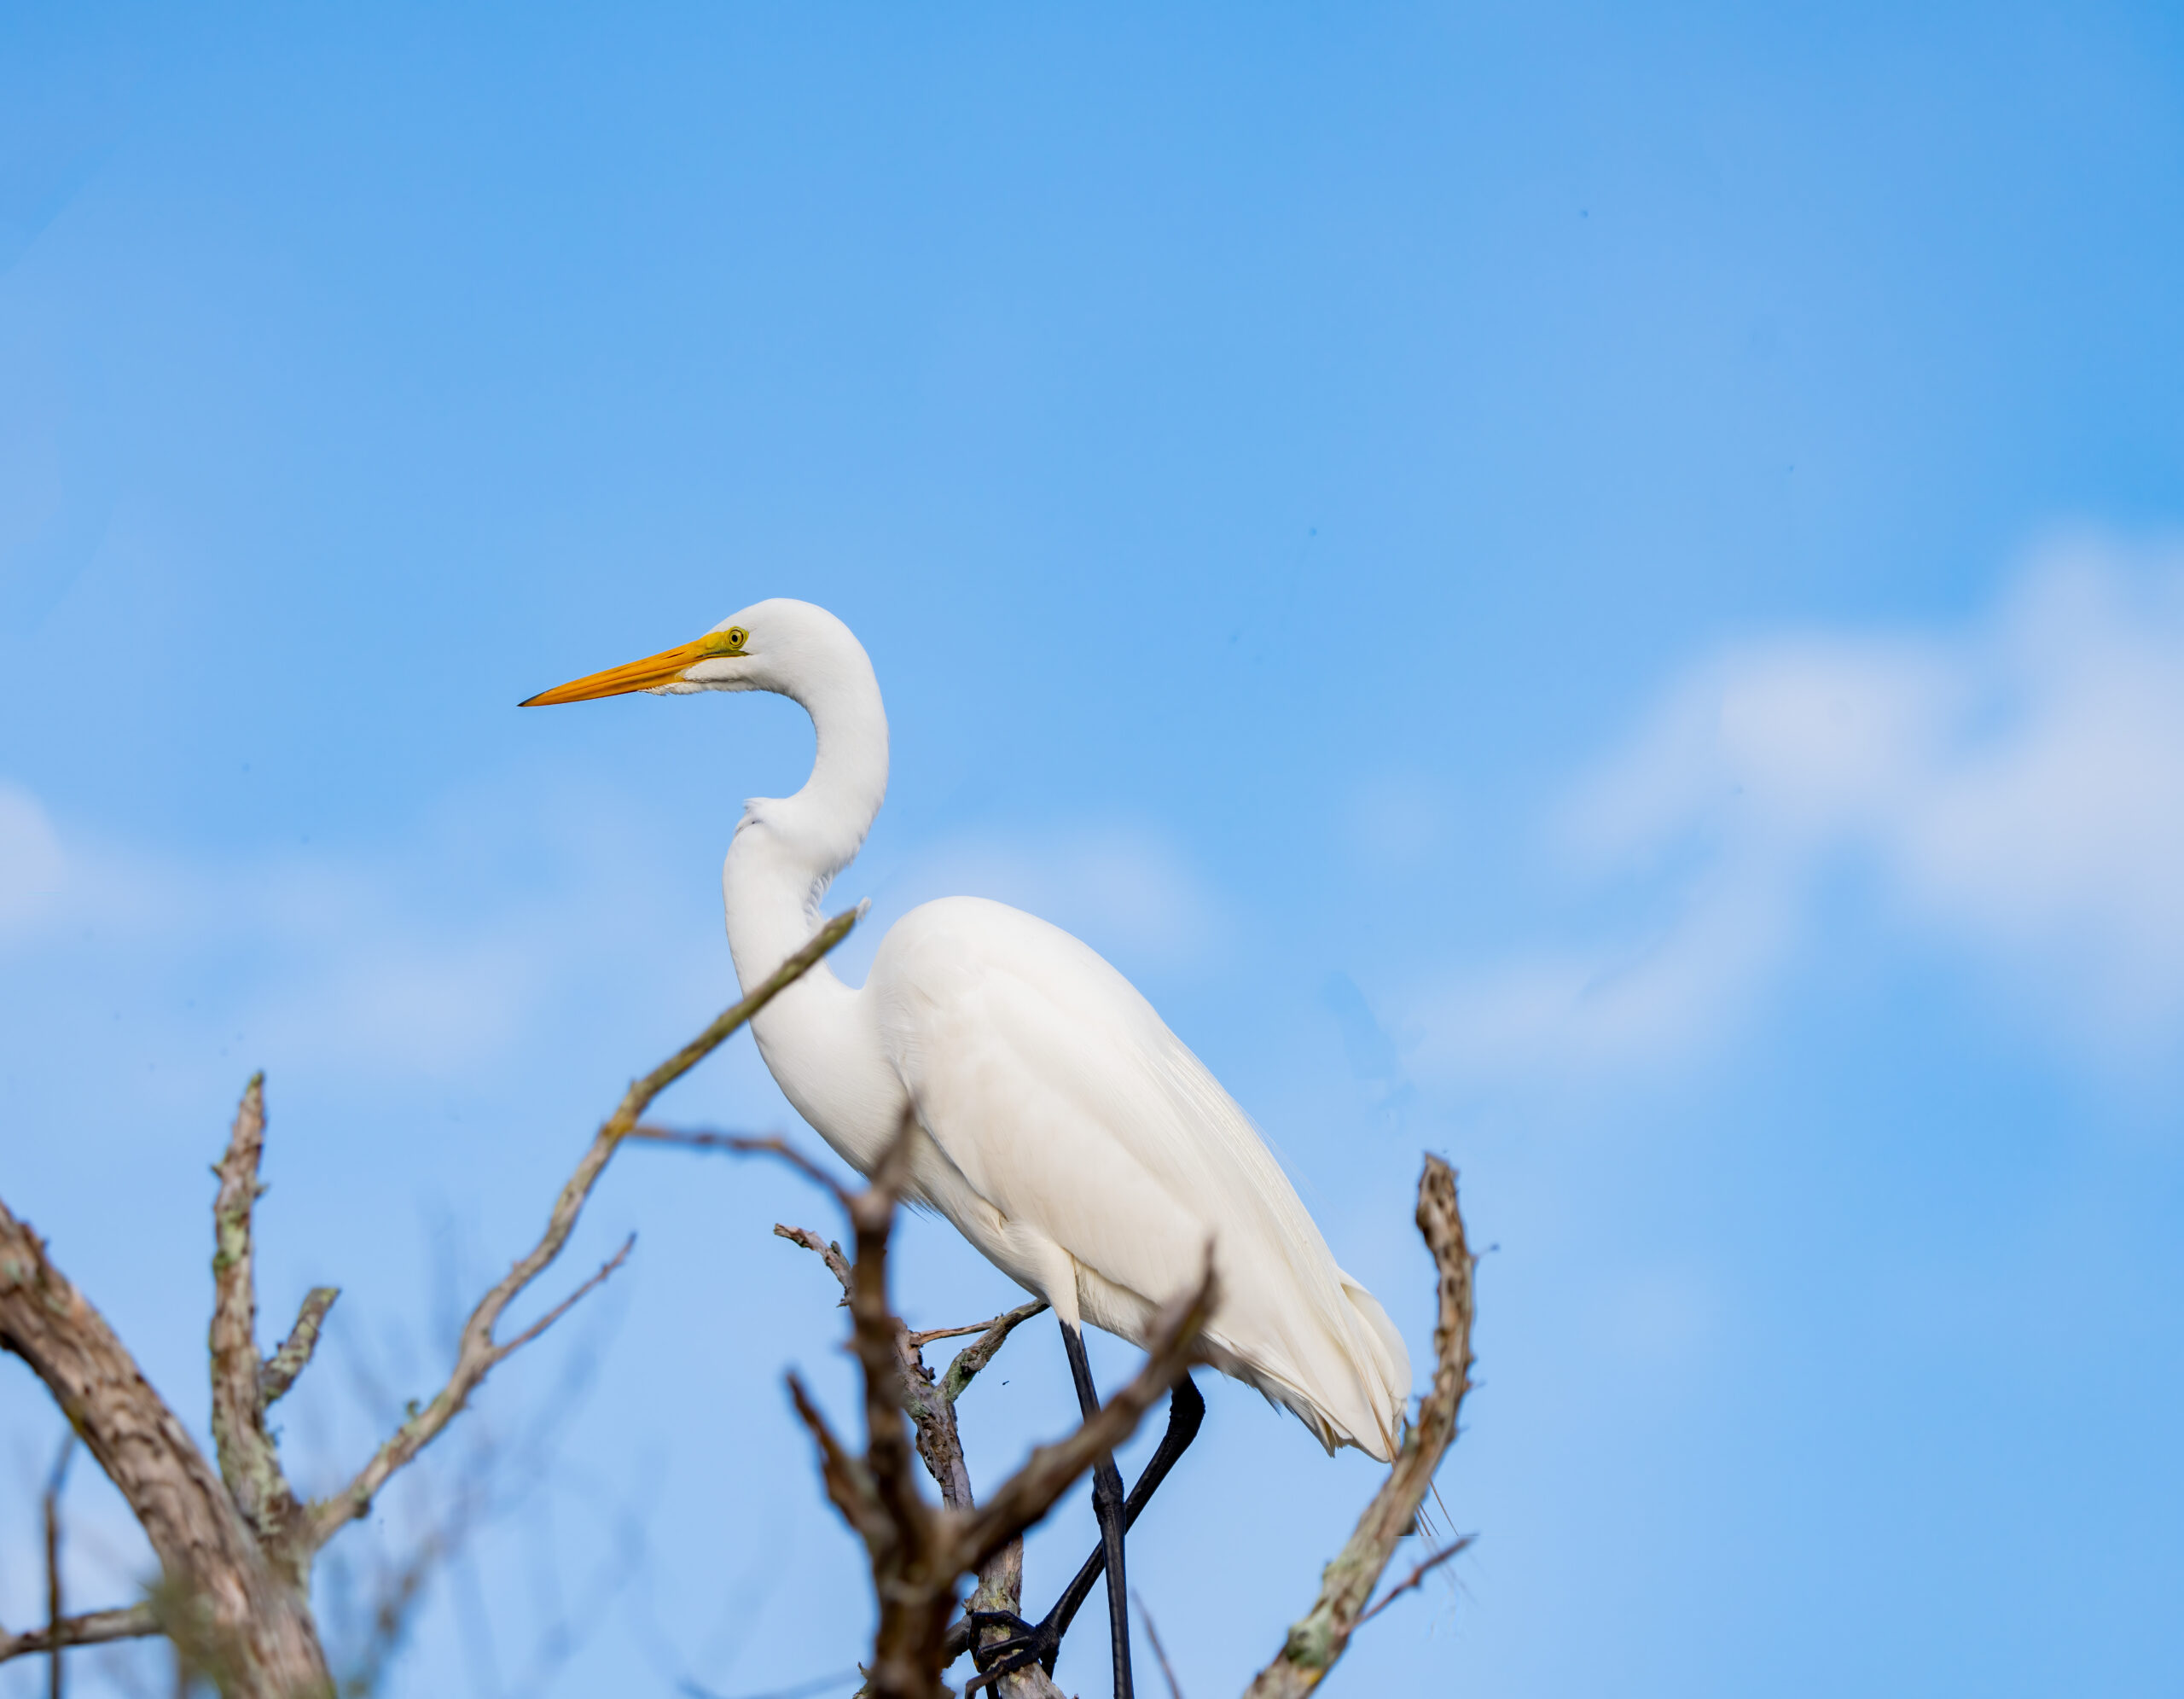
[520,634,729,707]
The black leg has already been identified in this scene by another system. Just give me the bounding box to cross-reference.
[1040,1372,1204,1667]
[1060,1319,1133,1699]
[967,1369,1205,1690]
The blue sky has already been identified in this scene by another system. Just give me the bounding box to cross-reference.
[4,3,2182,1694]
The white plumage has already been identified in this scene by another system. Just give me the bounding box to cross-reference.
[527,597,1410,1460]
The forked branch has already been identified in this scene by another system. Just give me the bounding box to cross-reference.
[953,1263,1214,1575]
[0,1603,160,1664]
[303,906,860,1552]
[743,1126,1208,1699]
[209,1075,307,1565]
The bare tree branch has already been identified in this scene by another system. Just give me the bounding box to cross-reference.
[775,1224,1046,1515]
[772,1224,852,1298]
[1352,1534,1474,1628]
[840,1127,936,1577]
[0,1605,160,1665]
[935,1303,1046,1405]
[44,1432,74,1697]
[210,1076,308,1572]
[784,1373,890,1554]
[259,1288,340,1409]
[775,1221,1054,1698]
[763,1118,1195,1699]
[1132,1591,1186,1699]
[304,907,859,1553]
[1241,1155,1475,1698]
[488,1236,635,1363]
[0,1196,331,1693]
[952,1257,1214,1577]
[636,1128,851,1203]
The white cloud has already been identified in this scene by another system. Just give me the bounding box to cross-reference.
[0,782,1223,1096]
[0,777,710,1087]
[1411,535,2184,1082]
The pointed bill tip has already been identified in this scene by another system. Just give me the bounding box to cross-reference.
[520,633,721,707]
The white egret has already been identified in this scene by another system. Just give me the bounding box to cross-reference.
[525,600,1409,1696]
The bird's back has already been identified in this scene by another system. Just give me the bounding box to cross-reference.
[868,896,1411,1460]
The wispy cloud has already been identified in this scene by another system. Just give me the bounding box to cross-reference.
[1409,535,2184,1084]
[0,779,1228,1105]
[0,776,712,1090]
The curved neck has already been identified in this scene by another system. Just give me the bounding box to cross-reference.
[722,645,890,988]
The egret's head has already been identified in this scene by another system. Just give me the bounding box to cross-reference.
[520,600,822,707]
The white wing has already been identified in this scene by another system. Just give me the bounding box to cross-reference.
[869,896,1410,1459]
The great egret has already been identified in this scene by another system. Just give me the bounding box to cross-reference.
[525,600,1409,1696]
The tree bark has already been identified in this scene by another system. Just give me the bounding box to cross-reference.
[0,1198,331,1697]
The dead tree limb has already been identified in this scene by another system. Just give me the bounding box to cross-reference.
[1240,1155,1475,1698]
[0,1192,330,1693]
[304,907,859,1552]
[775,1222,1054,1696]
[1,907,861,1697]
[259,1287,339,1408]
[1352,1533,1473,1628]
[744,1126,1211,1699]
[951,1265,1212,1578]
[44,1432,74,1698]
[773,1223,1046,1515]
[211,1076,311,1578]
[0,1604,160,1664]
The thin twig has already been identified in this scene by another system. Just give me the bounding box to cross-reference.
[44,1434,73,1698]
[1353,1533,1474,1626]
[904,1321,995,1346]
[955,1254,1216,1576]
[937,1303,1047,1405]
[490,1236,636,1360]
[1132,1591,1186,1699]
[906,1306,1043,1350]
[304,906,859,1553]
[633,1127,852,1205]
[0,1606,160,1665]
[1241,1155,1476,1697]
[773,1224,854,1300]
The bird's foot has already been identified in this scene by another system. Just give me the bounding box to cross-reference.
[962,1609,1062,1693]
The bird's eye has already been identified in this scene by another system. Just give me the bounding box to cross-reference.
[726,626,749,650]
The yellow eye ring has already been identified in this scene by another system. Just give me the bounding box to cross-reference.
[706,626,750,656]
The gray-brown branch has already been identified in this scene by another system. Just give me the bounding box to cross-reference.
[210,1077,309,1576]
[951,1258,1214,1576]
[775,1220,1053,1698]
[775,1222,1044,1511]
[1240,1154,1475,1697]
[0,1195,331,1694]
[0,1604,160,1664]
[1352,1533,1474,1627]
[765,1123,1207,1699]
[259,1287,339,1408]
[304,906,858,1551]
